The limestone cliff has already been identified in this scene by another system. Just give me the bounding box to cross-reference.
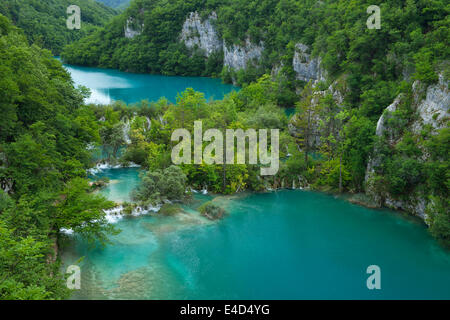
[293,43,326,83]
[178,12,326,83]
[180,12,222,57]
[223,38,264,71]
[365,74,449,221]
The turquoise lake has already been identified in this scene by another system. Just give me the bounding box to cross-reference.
[61,65,450,300]
[63,63,238,104]
[63,169,450,300]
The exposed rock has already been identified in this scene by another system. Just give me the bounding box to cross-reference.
[0,177,13,194]
[365,74,449,221]
[124,17,143,39]
[411,74,449,135]
[223,38,264,71]
[180,12,222,57]
[384,194,427,220]
[374,94,404,141]
[293,43,326,83]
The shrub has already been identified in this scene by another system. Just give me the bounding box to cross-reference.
[199,202,226,220]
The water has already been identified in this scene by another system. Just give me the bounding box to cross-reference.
[91,168,142,203]
[63,170,450,299]
[63,63,238,104]
[61,64,450,299]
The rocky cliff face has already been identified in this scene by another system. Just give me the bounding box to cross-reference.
[178,12,325,83]
[124,17,143,39]
[180,12,222,57]
[411,74,449,134]
[179,11,264,72]
[365,74,449,221]
[293,43,326,83]
[223,38,264,71]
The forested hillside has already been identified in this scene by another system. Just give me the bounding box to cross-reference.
[0,14,116,299]
[62,0,448,88]
[0,0,116,54]
[95,0,130,9]
[0,1,448,300]
[61,0,449,246]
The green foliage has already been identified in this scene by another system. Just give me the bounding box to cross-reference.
[199,201,226,220]
[427,196,450,248]
[0,0,116,54]
[159,203,182,216]
[0,220,69,300]
[61,0,448,104]
[0,15,117,299]
[131,166,187,205]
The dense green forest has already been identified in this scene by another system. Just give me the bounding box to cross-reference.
[62,0,448,88]
[0,0,116,54]
[61,0,449,245]
[0,14,117,299]
[0,0,448,300]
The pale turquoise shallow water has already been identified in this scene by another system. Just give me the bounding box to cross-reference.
[92,168,142,203]
[63,168,450,300]
[63,63,238,104]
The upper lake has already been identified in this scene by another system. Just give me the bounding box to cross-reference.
[62,63,239,105]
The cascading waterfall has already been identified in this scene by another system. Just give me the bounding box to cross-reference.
[122,118,132,144]
[145,117,152,131]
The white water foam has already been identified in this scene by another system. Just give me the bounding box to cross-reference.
[104,204,162,224]
[88,162,141,175]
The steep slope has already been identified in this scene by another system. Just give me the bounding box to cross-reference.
[0,0,117,54]
[365,74,449,241]
[0,14,115,299]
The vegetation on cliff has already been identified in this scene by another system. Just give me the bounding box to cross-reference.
[0,14,117,299]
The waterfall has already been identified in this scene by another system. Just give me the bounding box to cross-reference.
[122,118,132,144]
[292,179,296,189]
[145,117,151,131]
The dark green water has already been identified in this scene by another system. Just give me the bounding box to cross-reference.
[63,168,450,300]
[63,63,238,104]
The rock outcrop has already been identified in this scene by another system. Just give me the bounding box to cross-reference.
[365,74,449,220]
[411,74,449,134]
[124,17,143,39]
[180,12,222,57]
[293,43,326,83]
[223,38,264,71]
[178,13,327,81]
